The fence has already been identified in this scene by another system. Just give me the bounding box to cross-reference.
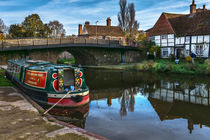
[1,37,122,50]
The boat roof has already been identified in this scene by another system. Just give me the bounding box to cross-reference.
[8,59,79,70]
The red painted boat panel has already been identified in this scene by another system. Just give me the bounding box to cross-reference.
[24,70,47,89]
[48,94,89,107]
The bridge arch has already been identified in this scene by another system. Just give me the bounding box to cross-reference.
[0,47,144,65]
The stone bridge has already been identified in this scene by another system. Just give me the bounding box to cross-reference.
[0,38,145,65]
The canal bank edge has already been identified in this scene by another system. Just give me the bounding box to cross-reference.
[0,67,107,140]
[13,87,108,140]
[84,59,210,76]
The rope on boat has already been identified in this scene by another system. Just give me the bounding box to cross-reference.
[43,90,72,115]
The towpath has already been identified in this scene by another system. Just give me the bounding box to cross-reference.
[0,87,106,140]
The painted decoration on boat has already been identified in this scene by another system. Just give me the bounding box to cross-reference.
[75,69,83,89]
[52,73,58,91]
[58,69,64,91]
[24,70,47,89]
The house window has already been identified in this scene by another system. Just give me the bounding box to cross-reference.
[119,37,122,41]
[185,36,190,43]
[162,48,168,57]
[112,37,116,40]
[196,45,204,56]
[149,36,155,42]
[98,36,103,39]
[92,36,96,39]
[168,34,174,39]
[105,36,110,40]
[161,35,167,39]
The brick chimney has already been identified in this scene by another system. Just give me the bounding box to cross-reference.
[190,0,196,14]
[78,24,82,35]
[107,17,111,27]
[203,5,207,11]
[85,21,90,26]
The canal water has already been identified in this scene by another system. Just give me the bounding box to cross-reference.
[47,69,210,140]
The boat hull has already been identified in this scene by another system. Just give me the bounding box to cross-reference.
[6,71,90,108]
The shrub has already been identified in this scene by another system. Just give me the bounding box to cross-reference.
[196,58,205,64]
[205,59,210,66]
[186,56,192,63]
[64,61,69,65]
[169,54,175,61]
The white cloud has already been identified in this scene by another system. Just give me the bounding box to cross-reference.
[1,0,210,35]
[136,0,210,30]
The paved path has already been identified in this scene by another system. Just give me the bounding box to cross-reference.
[0,87,103,140]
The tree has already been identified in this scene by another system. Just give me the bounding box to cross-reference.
[118,0,128,33]
[9,24,26,38]
[22,14,44,37]
[118,0,139,40]
[0,18,7,33]
[136,31,146,42]
[48,20,65,37]
[127,3,139,40]
[39,24,52,38]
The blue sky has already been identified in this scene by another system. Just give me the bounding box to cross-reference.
[0,0,209,35]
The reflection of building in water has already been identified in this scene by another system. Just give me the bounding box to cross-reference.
[148,97,210,134]
[141,80,210,134]
[149,80,210,106]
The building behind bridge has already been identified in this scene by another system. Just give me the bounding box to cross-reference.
[78,18,126,45]
[146,0,210,58]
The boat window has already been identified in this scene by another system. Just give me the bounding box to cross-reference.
[63,69,74,87]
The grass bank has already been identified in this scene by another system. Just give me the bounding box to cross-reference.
[0,69,13,86]
[86,59,210,75]
[137,59,210,75]
[57,58,75,65]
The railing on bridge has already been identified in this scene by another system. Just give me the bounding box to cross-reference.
[0,37,123,50]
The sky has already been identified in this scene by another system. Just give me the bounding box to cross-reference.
[0,0,210,35]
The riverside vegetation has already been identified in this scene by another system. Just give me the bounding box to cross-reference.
[89,59,210,75]
[137,59,210,75]
[0,69,13,86]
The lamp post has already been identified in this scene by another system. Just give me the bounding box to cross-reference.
[95,21,98,40]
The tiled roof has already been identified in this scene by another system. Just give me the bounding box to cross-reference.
[164,13,185,19]
[146,13,176,36]
[84,25,125,37]
[168,10,210,36]
[148,10,210,36]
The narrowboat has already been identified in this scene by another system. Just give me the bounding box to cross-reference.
[6,59,89,107]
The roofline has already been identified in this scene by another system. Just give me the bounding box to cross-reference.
[163,13,176,35]
[86,25,121,28]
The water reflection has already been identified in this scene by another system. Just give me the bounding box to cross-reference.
[85,70,210,136]
[41,104,89,128]
[40,70,210,140]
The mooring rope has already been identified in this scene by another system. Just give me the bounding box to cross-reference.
[43,90,72,115]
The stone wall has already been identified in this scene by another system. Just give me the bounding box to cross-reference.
[1,38,120,49]
[0,47,144,66]
[0,51,27,64]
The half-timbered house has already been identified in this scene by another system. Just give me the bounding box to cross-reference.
[146,0,210,58]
